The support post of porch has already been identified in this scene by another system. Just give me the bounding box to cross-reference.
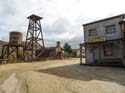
[121,40,125,66]
[80,44,83,65]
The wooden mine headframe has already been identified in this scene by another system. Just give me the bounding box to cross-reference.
[24,14,45,61]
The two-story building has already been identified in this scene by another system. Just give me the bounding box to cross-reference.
[80,14,125,66]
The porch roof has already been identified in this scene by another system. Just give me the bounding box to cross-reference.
[81,38,123,46]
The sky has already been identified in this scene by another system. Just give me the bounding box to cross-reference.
[0,0,125,48]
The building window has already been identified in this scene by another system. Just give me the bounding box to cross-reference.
[103,45,112,56]
[89,29,97,36]
[106,25,116,34]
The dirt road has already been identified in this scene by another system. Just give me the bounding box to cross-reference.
[0,58,125,93]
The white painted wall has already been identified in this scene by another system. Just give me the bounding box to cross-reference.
[84,16,123,43]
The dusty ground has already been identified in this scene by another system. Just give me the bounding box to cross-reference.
[0,58,125,93]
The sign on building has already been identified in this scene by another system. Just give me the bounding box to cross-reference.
[89,36,106,43]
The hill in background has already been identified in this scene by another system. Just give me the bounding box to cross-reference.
[0,40,7,48]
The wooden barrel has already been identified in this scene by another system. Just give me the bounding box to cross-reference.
[9,31,22,45]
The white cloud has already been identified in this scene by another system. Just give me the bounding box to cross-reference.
[0,0,125,48]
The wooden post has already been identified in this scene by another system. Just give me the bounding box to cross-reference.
[98,44,101,64]
[120,40,125,66]
[16,47,18,61]
[80,44,82,65]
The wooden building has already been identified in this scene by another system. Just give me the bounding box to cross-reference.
[80,14,125,66]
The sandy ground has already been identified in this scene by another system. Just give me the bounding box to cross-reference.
[0,58,124,93]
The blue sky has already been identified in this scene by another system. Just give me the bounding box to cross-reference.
[0,0,125,48]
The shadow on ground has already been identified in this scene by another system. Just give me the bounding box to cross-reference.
[36,64,125,86]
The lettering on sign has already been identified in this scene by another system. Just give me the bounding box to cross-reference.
[89,37,106,43]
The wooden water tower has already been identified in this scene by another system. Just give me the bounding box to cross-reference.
[24,14,45,61]
[1,31,24,63]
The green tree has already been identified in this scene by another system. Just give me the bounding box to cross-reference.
[72,50,77,57]
[63,43,73,57]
